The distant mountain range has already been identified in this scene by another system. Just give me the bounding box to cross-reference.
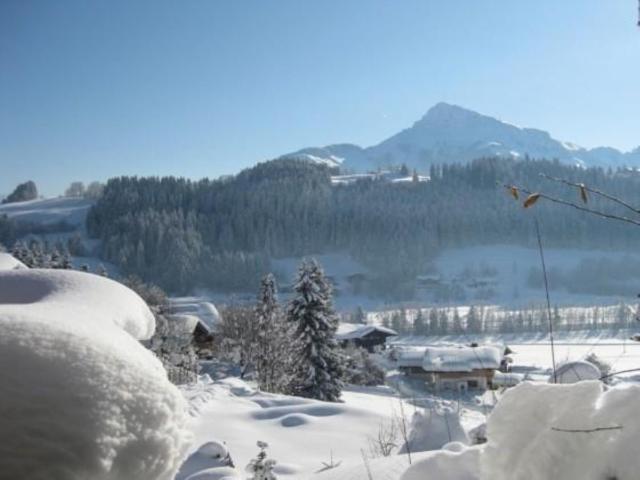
[281,102,640,171]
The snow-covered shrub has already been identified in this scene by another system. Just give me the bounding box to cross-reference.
[0,269,191,479]
[399,407,469,454]
[343,345,386,386]
[584,352,612,383]
[482,381,640,480]
[246,441,278,480]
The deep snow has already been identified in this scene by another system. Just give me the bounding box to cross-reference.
[0,268,191,480]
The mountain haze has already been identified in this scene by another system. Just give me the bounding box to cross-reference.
[282,103,640,171]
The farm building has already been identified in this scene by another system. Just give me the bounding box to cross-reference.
[397,345,502,391]
[336,323,398,352]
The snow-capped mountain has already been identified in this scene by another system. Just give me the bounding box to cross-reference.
[281,103,640,171]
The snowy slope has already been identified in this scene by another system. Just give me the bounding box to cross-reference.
[280,103,640,171]
[0,196,93,226]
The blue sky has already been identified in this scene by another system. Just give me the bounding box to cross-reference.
[1,0,639,196]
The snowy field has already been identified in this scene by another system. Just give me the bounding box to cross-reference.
[0,196,93,226]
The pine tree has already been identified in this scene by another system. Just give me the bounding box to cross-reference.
[287,259,344,402]
[255,273,290,393]
[413,310,426,336]
[246,441,277,480]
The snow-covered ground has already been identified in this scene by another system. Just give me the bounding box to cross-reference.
[180,377,427,478]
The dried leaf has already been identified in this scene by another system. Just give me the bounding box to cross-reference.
[509,186,519,200]
[579,184,588,203]
[523,193,541,208]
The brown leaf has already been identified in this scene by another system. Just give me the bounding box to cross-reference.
[509,186,519,200]
[523,193,541,208]
[579,184,588,203]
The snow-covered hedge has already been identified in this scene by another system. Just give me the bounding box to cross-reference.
[0,269,191,479]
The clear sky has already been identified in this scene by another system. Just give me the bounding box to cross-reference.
[1,0,639,196]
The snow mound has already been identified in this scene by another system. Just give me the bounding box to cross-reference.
[0,268,191,480]
[399,407,469,454]
[185,467,240,480]
[0,269,155,339]
[176,441,237,480]
[552,360,601,384]
[0,252,26,270]
[483,381,640,480]
[400,446,481,480]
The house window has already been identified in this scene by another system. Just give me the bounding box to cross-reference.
[467,380,479,389]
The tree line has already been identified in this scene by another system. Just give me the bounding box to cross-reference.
[85,157,640,294]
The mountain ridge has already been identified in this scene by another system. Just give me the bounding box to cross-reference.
[281,103,640,171]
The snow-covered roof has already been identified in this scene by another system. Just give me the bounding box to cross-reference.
[168,298,221,333]
[398,345,501,372]
[423,346,501,372]
[336,323,397,341]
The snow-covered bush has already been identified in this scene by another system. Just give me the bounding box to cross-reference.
[343,346,386,386]
[483,381,640,480]
[0,269,191,479]
[246,441,278,480]
[584,352,612,383]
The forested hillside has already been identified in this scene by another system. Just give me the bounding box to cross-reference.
[87,158,640,293]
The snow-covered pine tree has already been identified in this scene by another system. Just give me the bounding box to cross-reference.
[246,441,277,480]
[287,259,344,402]
[255,273,290,393]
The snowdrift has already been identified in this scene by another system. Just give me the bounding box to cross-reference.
[483,381,640,479]
[0,269,191,480]
[0,252,26,271]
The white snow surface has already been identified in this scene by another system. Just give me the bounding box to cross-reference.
[0,252,26,270]
[0,269,156,339]
[0,268,191,480]
[482,381,640,480]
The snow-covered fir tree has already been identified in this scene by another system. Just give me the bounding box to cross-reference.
[254,273,291,393]
[287,259,344,402]
[246,441,277,480]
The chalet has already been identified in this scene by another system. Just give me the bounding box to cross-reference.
[397,345,502,391]
[166,299,221,347]
[336,324,398,352]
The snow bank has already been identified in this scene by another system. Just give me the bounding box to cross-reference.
[483,381,640,480]
[400,446,481,480]
[0,252,26,270]
[0,268,191,479]
[0,269,155,339]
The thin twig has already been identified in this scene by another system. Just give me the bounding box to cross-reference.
[500,182,640,227]
[535,218,557,384]
[540,173,640,216]
[551,426,622,433]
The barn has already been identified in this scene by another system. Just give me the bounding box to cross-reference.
[336,324,398,352]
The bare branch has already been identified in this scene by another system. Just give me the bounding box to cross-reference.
[551,426,622,433]
[540,173,640,216]
[500,183,640,228]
